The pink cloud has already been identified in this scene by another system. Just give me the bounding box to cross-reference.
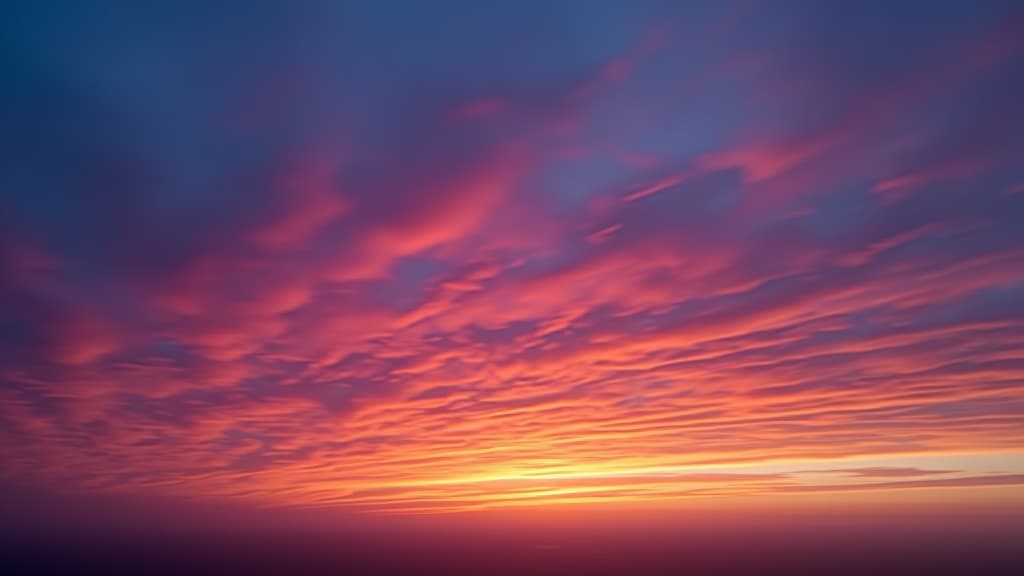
[449,97,507,123]
[52,310,121,366]
[250,153,348,251]
[873,160,983,200]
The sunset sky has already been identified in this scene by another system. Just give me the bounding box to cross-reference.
[2,0,1024,534]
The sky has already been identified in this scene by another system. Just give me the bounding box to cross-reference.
[1,0,1024,540]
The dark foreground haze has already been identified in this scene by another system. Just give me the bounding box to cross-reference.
[4,518,1023,576]
[2,493,1022,576]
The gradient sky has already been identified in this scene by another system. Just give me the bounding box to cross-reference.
[1,0,1023,519]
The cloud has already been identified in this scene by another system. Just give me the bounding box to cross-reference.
[779,475,1024,493]
[249,152,349,251]
[801,467,957,478]
[1,0,1023,515]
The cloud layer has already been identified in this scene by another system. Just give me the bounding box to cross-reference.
[1,0,1023,513]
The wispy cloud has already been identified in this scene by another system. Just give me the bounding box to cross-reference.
[1,0,1023,514]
